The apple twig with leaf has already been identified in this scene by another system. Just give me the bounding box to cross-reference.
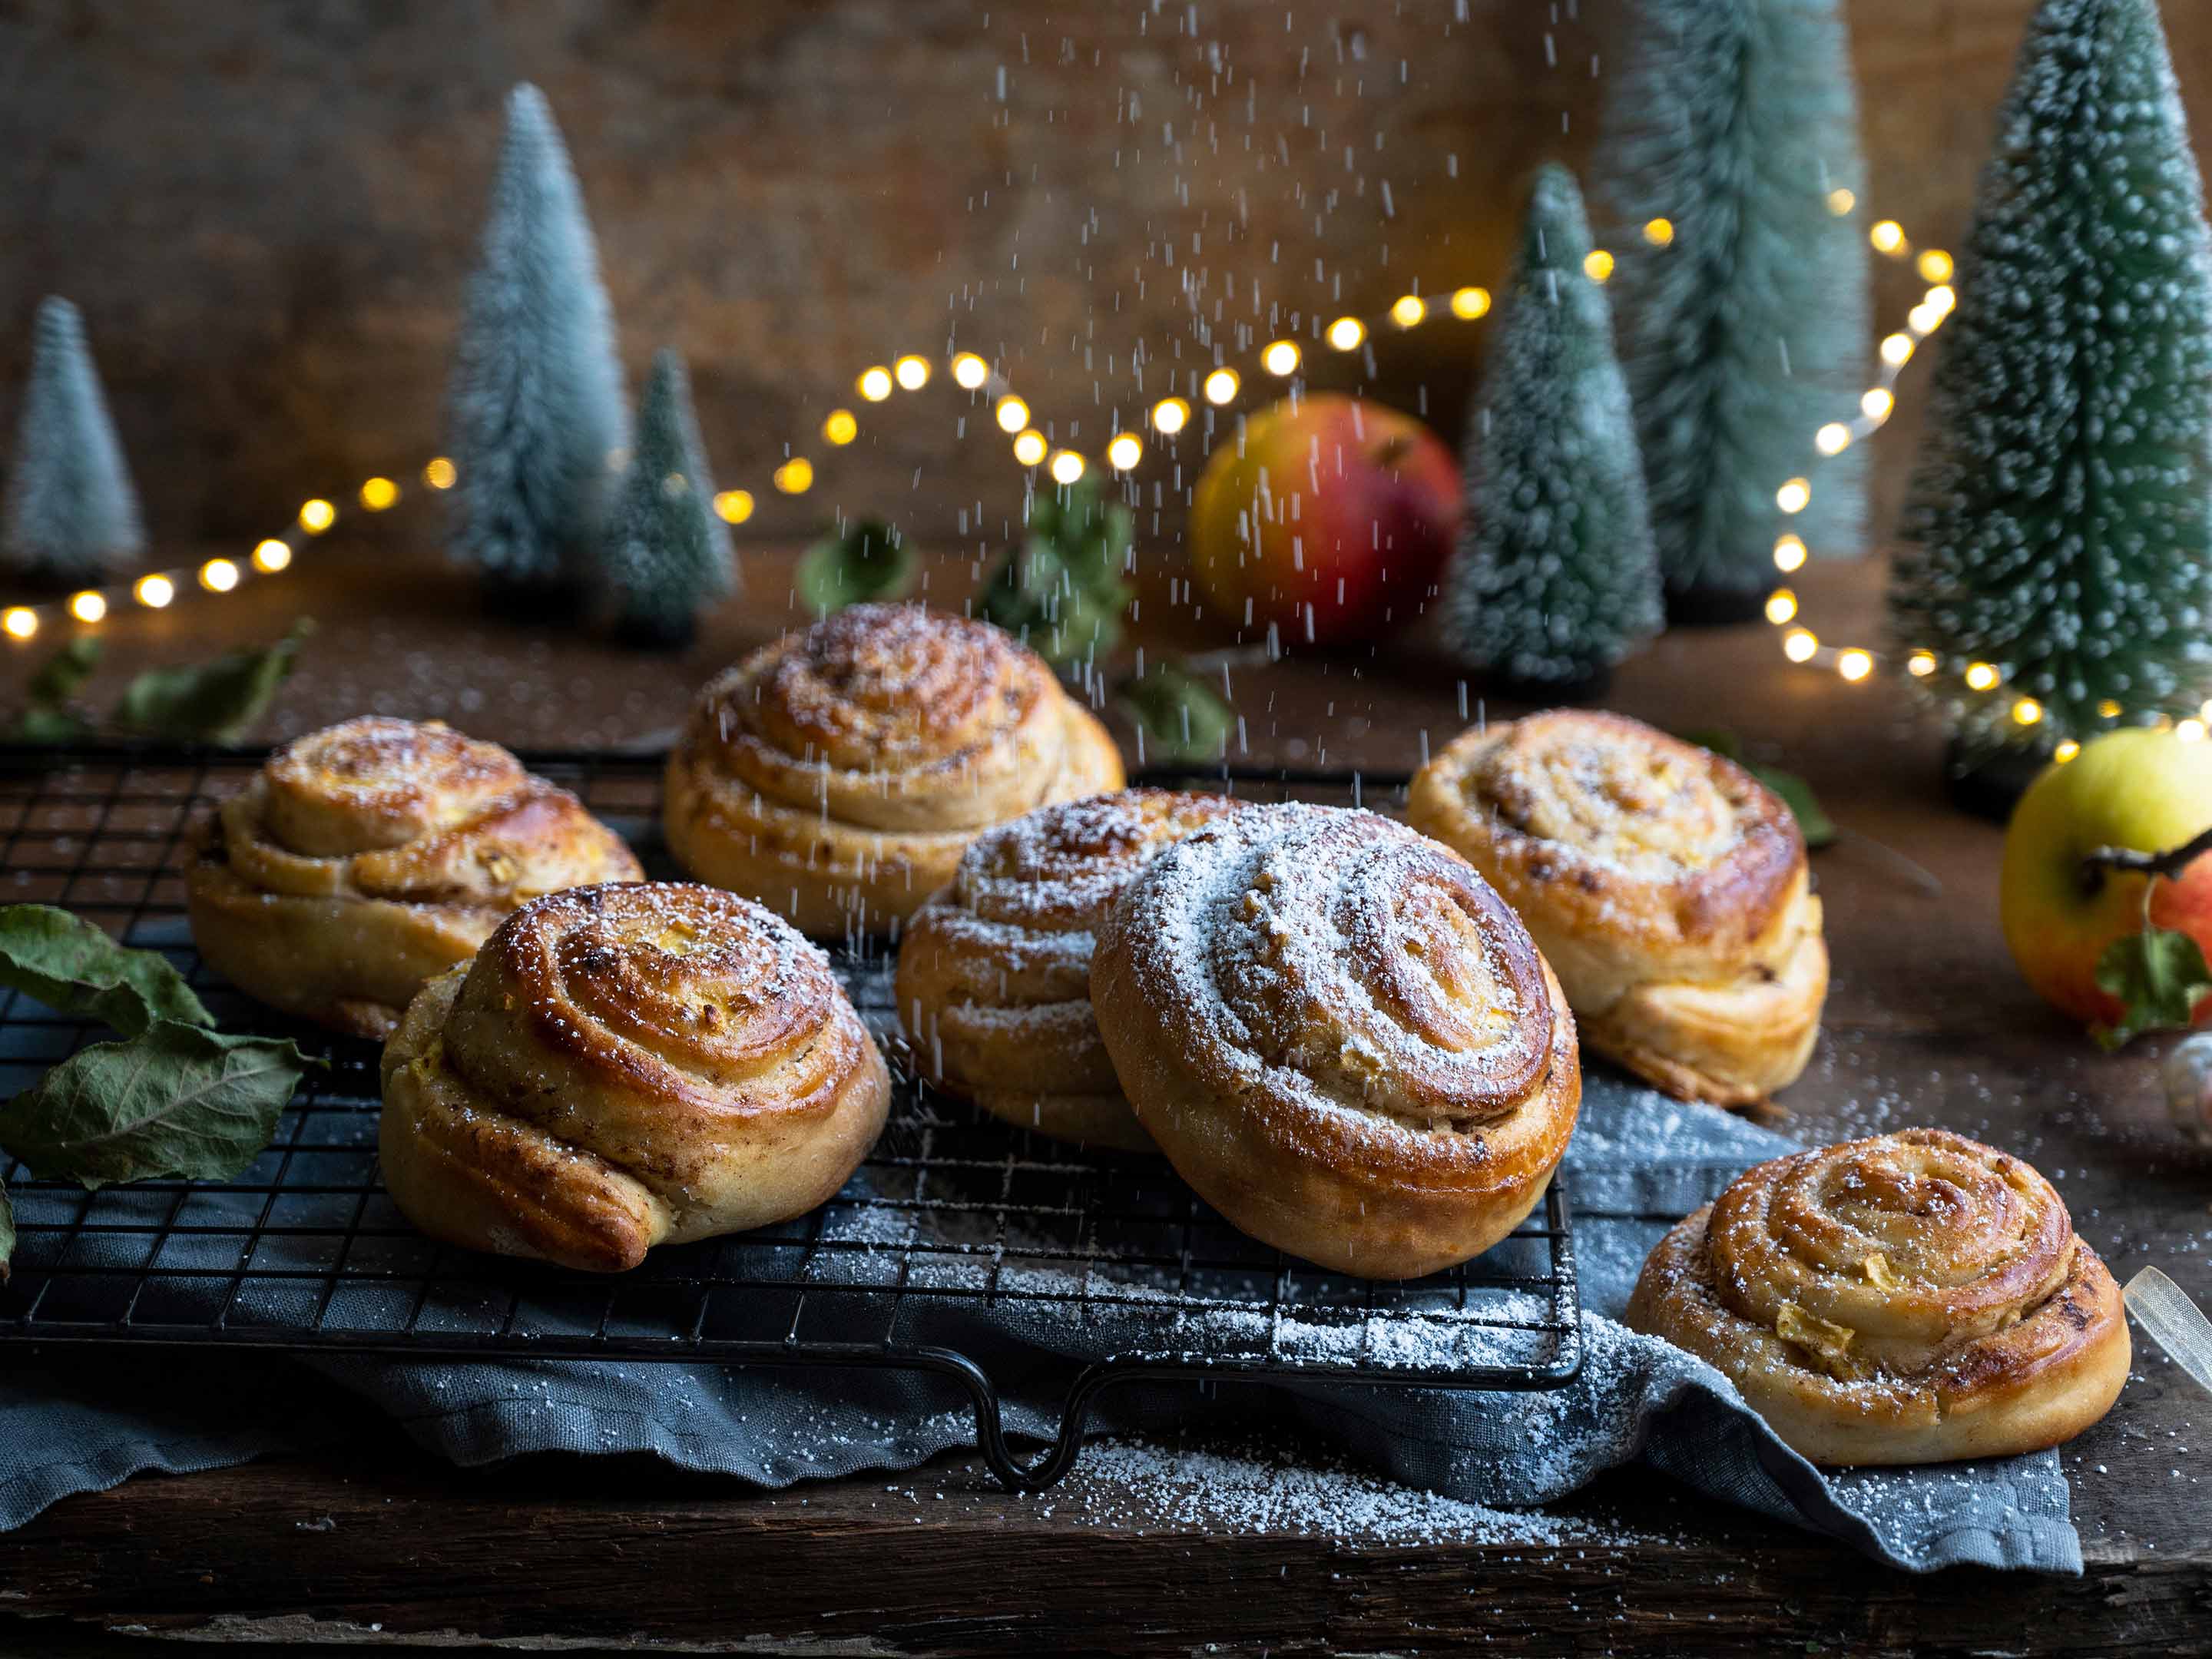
[2080,827,2212,1051]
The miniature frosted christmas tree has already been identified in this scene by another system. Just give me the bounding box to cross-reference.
[2,298,144,587]
[1443,165,1663,693]
[1591,0,1870,618]
[1891,0,2212,753]
[444,84,628,604]
[601,349,733,647]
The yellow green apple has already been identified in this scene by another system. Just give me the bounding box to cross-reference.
[2000,727,2212,1029]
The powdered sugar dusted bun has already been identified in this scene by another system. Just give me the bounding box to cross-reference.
[896,790,1246,1151]
[1091,803,1581,1278]
[663,604,1124,935]
[1625,1129,2128,1465]
[1407,710,1826,1106]
[187,717,643,1038]
[380,882,889,1273]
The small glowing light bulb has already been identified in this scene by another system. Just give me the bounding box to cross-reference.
[1870,220,1906,254]
[893,355,930,390]
[1643,217,1674,247]
[1049,449,1086,485]
[714,490,754,524]
[1389,294,1426,329]
[950,353,989,389]
[1881,333,1915,366]
[1773,535,1808,572]
[1965,661,2001,692]
[1783,629,1819,664]
[1012,429,1049,466]
[1906,649,1938,677]
[2,608,35,640]
[1909,303,1940,334]
[859,366,895,402]
[2181,719,2210,743]
[359,477,399,511]
[2054,738,2081,763]
[1583,249,1615,283]
[1862,387,1895,421]
[2098,698,2123,719]
[299,498,336,533]
[69,591,107,623]
[1204,367,1240,404]
[1816,422,1851,456]
[2012,697,2044,727]
[1106,432,1144,471]
[1449,287,1491,320]
[995,394,1030,432]
[773,459,813,494]
[1777,477,1811,514]
[253,539,291,573]
[1925,283,1957,315]
[423,457,457,490]
[1151,397,1190,435]
[823,409,858,445]
[1826,187,1857,216]
[199,559,240,593]
[1262,339,1302,374]
[134,575,174,608]
[1917,249,1955,283]
[1765,589,1799,625]
[1838,649,1875,682]
[1326,316,1366,351]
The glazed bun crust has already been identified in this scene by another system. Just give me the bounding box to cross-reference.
[1626,1128,2129,1465]
[379,882,889,1273]
[187,717,642,1037]
[1091,803,1581,1278]
[896,790,1245,1150]
[1409,710,1826,1104]
[664,604,1124,935]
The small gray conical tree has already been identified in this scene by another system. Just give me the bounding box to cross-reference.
[602,349,734,647]
[1592,0,1870,618]
[2,297,144,587]
[444,84,627,604]
[1443,165,1664,692]
[1891,0,2212,753]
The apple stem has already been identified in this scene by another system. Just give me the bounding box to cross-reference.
[2079,825,2212,897]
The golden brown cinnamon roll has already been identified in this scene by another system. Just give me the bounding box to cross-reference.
[1091,804,1581,1278]
[187,717,641,1038]
[895,790,1245,1151]
[379,882,889,1272]
[1626,1129,2128,1465]
[1408,710,1826,1106]
[664,604,1125,936]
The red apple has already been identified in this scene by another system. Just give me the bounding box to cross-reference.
[1188,393,1460,647]
[2000,727,2212,1030]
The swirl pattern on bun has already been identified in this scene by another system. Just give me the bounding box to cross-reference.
[896,790,1245,1150]
[187,717,642,1037]
[1626,1128,2129,1465]
[379,882,889,1272]
[1409,710,1826,1105]
[1091,803,1581,1277]
[664,604,1124,935]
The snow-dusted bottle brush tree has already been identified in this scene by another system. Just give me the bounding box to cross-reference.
[1442,164,1664,697]
[601,349,735,649]
[1591,0,1870,622]
[443,84,628,611]
[2,297,145,589]
[1890,0,2212,786]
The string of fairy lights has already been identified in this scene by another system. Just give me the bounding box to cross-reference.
[3,196,2166,756]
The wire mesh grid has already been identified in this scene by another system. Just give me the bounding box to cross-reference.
[0,747,1581,1488]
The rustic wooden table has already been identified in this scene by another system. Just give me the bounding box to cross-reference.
[4,538,2207,1656]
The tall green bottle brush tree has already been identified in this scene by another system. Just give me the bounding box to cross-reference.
[1592,0,1870,618]
[2,298,145,588]
[1890,0,2212,755]
[601,349,735,647]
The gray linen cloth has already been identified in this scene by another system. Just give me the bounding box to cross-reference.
[0,1075,2079,1571]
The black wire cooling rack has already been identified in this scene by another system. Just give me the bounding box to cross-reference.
[0,746,1581,1491]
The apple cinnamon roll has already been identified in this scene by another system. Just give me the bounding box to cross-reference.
[896,789,1245,1151]
[1627,1128,2129,1465]
[1091,803,1581,1278]
[187,717,642,1038]
[379,882,889,1272]
[1408,710,1826,1106]
[664,604,1125,936]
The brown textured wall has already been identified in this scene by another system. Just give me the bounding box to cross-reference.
[0,0,2207,557]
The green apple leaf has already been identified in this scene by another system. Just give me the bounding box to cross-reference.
[1679,728,1836,850]
[2092,926,2212,1051]
[112,619,313,746]
[9,704,93,746]
[1117,663,1234,764]
[796,519,917,616]
[0,905,213,1037]
[26,637,104,707]
[0,1022,310,1189]
[979,475,1134,667]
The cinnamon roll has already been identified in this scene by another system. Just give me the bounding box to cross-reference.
[379,882,889,1272]
[896,790,1245,1151]
[664,604,1125,936]
[1627,1129,2129,1465]
[187,717,642,1038]
[1091,804,1581,1278]
[1408,710,1826,1106]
